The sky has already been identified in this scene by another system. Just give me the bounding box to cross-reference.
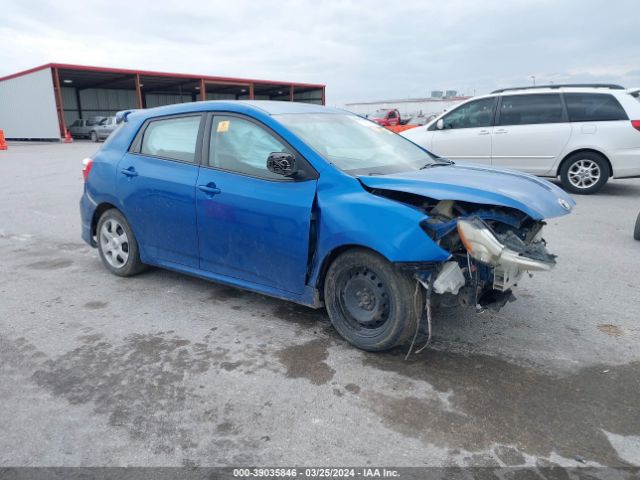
[1,0,639,106]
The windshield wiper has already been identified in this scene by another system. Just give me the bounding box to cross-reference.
[420,158,455,170]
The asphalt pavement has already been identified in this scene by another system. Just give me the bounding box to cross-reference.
[0,141,639,468]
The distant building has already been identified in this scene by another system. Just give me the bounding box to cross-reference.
[344,94,471,121]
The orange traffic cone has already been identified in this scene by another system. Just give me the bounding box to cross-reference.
[64,129,73,143]
[0,129,7,150]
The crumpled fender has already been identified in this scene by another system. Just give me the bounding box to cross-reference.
[307,177,451,288]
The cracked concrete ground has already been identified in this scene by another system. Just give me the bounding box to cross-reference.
[0,142,639,468]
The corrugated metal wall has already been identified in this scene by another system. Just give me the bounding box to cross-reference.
[0,68,60,139]
[62,87,138,124]
[294,89,323,104]
[145,93,192,108]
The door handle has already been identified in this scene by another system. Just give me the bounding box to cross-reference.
[478,129,490,135]
[198,183,221,196]
[120,167,138,177]
[494,129,508,134]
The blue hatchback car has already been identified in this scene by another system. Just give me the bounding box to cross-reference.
[80,101,574,351]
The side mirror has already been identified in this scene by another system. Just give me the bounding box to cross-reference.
[267,152,297,177]
[436,118,444,130]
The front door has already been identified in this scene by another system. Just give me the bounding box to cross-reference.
[196,114,317,294]
[116,114,203,267]
[430,96,497,164]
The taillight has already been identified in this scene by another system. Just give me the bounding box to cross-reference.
[631,120,640,132]
[82,158,93,181]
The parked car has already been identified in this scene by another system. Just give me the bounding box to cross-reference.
[80,101,574,351]
[90,116,118,142]
[68,117,105,139]
[402,84,640,194]
[369,108,408,127]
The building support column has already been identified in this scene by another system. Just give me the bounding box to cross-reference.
[200,78,206,101]
[290,85,294,101]
[249,82,255,100]
[135,74,144,109]
[321,86,326,105]
[52,67,66,136]
[74,88,83,119]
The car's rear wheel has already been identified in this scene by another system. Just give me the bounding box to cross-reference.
[634,212,640,241]
[96,209,145,277]
[90,131,98,142]
[324,249,423,351]
[559,152,609,194]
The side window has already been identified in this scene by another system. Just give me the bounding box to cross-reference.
[388,111,397,119]
[498,94,564,126]
[70,120,80,127]
[209,116,292,180]
[441,97,496,129]
[565,93,628,122]
[140,116,201,163]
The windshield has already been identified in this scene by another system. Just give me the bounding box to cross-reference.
[277,113,435,175]
[370,110,389,118]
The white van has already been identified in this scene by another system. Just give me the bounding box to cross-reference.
[402,84,640,194]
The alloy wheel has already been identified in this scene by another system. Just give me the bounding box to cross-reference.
[567,159,601,189]
[99,219,129,268]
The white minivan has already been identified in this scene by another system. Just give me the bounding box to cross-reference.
[402,84,640,194]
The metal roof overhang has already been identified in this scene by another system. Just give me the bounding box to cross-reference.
[0,63,325,93]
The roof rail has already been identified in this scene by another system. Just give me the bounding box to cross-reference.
[491,84,625,94]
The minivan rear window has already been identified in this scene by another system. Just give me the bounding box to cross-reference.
[565,93,628,122]
[498,94,564,126]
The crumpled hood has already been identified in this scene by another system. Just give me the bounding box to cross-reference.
[357,163,575,220]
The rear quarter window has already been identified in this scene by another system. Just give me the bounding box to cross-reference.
[565,93,628,122]
[139,116,202,163]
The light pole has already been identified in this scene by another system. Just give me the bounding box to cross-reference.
[531,75,536,86]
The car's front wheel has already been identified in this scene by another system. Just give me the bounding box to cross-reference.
[634,212,640,241]
[96,209,146,277]
[324,249,423,351]
[559,152,609,194]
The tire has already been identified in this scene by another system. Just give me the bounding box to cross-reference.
[559,152,609,194]
[90,131,98,142]
[324,249,423,351]
[96,209,146,277]
[634,212,640,241]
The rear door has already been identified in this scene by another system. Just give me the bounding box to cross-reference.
[491,93,571,174]
[116,114,203,267]
[429,96,497,164]
[196,114,317,294]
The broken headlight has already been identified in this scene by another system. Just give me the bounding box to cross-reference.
[456,217,554,271]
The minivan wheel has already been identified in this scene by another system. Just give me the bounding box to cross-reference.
[324,249,423,351]
[90,131,98,142]
[634,212,640,241]
[96,209,146,277]
[559,152,609,194]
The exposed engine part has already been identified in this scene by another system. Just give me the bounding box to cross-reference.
[429,199,456,220]
[433,261,466,295]
[493,263,523,292]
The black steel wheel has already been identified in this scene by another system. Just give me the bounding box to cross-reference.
[324,249,423,351]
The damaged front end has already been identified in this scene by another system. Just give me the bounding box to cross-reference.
[421,199,556,312]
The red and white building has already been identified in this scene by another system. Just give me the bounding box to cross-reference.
[0,63,326,140]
